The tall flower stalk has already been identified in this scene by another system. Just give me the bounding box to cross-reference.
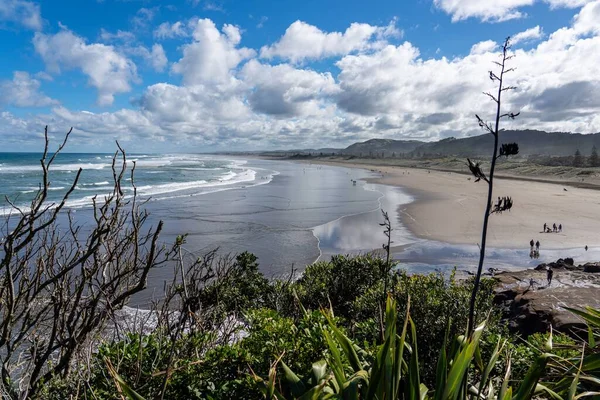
[467,37,520,335]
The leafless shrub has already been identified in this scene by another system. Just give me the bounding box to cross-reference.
[0,127,168,399]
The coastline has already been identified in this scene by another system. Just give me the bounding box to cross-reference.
[304,159,600,251]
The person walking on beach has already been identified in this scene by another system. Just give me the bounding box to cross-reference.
[553,223,557,232]
[543,223,547,232]
[585,245,589,251]
[559,224,562,232]
[547,267,554,286]
[535,240,540,251]
[529,239,534,249]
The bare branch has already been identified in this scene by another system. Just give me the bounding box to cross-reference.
[483,92,499,103]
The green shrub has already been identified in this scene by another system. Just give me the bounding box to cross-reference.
[294,254,386,319]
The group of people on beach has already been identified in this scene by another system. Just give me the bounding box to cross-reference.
[543,222,562,233]
[529,239,541,259]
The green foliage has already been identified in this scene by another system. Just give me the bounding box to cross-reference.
[590,145,599,167]
[254,296,553,400]
[199,251,273,317]
[352,270,501,385]
[294,254,387,319]
[241,308,331,374]
[573,149,584,167]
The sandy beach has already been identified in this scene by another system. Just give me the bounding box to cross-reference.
[312,161,600,250]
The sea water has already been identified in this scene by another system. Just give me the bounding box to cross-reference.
[0,153,273,213]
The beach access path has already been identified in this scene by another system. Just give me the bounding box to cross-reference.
[308,160,600,250]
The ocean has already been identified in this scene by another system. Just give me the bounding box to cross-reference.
[3,152,599,303]
[0,153,273,212]
[0,153,412,279]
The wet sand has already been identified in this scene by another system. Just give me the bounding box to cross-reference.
[310,161,600,250]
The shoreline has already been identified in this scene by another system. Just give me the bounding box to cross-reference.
[304,159,600,251]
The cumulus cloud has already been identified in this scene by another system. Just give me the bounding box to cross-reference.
[0,0,42,30]
[240,59,339,117]
[153,20,190,39]
[171,19,255,85]
[5,6,600,151]
[470,40,498,54]
[33,26,138,106]
[433,0,592,22]
[512,26,544,44]
[0,71,57,107]
[127,44,168,72]
[260,19,401,62]
[334,1,600,140]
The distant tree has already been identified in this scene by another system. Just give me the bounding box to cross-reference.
[466,37,520,336]
[573,149,583,167]
[590,145,599,167]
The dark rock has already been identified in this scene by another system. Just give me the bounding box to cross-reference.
[535,258,578,271]
[534,263,547,271]
[563,257,574,266]
[583,262,600,273]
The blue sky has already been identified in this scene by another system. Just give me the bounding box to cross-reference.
[0,0,599,152]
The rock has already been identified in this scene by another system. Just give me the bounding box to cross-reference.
[583,262,600,273]
[493,264,600,337]
[534,263,547,271]
[535,258,578,271]
[563,257,574,266]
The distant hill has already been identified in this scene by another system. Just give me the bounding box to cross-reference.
[341,138,423,156]
[340,130,600,158]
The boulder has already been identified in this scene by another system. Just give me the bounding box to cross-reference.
[535,258,578,271]
[583,262,600,273]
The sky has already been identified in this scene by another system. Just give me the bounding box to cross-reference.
[0,0,599,152]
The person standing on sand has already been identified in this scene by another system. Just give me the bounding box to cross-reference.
[530,239,534,249]
[543,223,547,232]
[559,224,562,232]
[535,240,540,251]
[547,267,554,286]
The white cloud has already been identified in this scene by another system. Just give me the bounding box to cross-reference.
[153,20,190,39]
[4,8,600,151]
[512,26,544,44]
[546,0,593,7]
[470,40,498,54]
[131,7,157,29]
[126,44,168,72]
[240,59,339,117]
[434,0,592,22]
[260,19,401,62]
[99,28,136,43]
[171,19,255,85]
[149,44,168,71]
[0,71,57,107]
[0,0,42,30]
[33,26,138,106]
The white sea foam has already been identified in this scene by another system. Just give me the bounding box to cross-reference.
[0,163,109,173]
[1,156,279,216]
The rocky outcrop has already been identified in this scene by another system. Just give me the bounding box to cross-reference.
[533,257,575,271]
[583,262,600,273]
[493,260,600,337]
